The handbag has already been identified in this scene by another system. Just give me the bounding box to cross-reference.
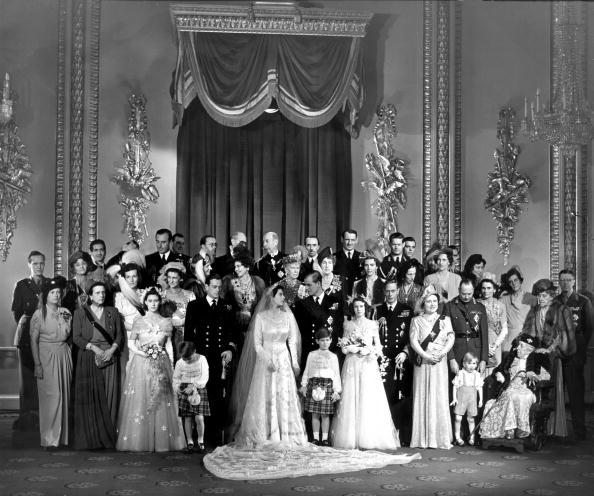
[83,306,117,369]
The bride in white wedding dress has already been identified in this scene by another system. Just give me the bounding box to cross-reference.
[203,287,420,480]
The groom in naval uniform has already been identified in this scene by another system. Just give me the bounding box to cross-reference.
[184,274,236,445]
[294,271,344,370]
[376,280,414,445]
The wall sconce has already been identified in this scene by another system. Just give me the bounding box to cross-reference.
[0,72,33,261]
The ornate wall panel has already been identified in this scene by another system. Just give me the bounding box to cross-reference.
[549,2,561,282]
[87,0,101,242]
[436,1,450,248]
[563,154,577,272]
[54,0,68,275]
[453,2,462,258]
[68,0,86,257]
[422,0,433,256]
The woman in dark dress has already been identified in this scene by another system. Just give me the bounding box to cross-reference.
[72,281,124,449]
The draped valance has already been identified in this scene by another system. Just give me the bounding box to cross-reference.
[170,5,371,137]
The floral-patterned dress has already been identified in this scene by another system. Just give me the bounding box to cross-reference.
[331,318,399,449]
[116,315,185,452]
[482,297,508,371]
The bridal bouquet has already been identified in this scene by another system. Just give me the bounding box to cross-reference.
[141,343,167,361]
[338,323,371,355]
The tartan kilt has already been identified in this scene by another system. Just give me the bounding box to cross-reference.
[303,377,335,415]
[177,383,210,417]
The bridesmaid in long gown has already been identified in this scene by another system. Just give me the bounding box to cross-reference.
[30,277,72,449]
[409,287,455,449]
[331,297,400,450]
[116,288,185,452]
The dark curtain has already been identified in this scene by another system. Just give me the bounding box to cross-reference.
[176,98,351,257]
[173,32,364,135]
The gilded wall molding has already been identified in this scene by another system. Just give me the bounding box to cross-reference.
[171,4,372,37]
[579,144,588,288]
[422,0,433,257]
[436,1,450,248]
[87,0,101,242]
[549,2,561,282]
[54,0,68,275]
[453,2,462,261]
[563,154,577,272]
[68,0,86,258]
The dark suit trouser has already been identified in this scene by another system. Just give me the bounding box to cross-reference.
[562,336,587,437]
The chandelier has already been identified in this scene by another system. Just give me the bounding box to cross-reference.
[521,2,593,156]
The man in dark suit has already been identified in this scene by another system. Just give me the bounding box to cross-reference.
[299,235,320,280]
[445,279,489,375]
[376,280,414,445]
[145,228,179,285]
[556,269,594,440]
[255,231,286,286]
[212,231,247,277]
[294,271,344,370]
[184,274,237,445]
[11,250,50,430]
[334,228,362,295]
[379,232,409,281]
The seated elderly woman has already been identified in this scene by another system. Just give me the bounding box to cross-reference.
[479,333,550,440]
[522,278,575,437]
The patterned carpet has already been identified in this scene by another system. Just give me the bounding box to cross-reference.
[1,412,593,496]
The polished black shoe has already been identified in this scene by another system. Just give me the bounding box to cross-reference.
[312,439,321,446]
[321,439,330,447]
[196,443,206,453]
[184,444,194,454]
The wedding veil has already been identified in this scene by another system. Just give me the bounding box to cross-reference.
[227,285,302,441]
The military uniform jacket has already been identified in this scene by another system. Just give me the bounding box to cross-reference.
[445,297,489,364]
[294,293,344,368]
[184,297,236,363]
[379,254,409,281]
[12,276,49,348]
[334,249,362,294]
[375,302,413,360]
[255,252,286,286]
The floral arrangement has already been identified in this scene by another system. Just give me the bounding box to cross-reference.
[484,106,531,264]
[141,343,167,362]
[112,92,160,244]
[361,104,408,257]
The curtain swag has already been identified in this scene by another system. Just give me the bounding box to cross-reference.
[172,32,365,137]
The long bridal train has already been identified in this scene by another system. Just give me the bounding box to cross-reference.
[203,443,421,480]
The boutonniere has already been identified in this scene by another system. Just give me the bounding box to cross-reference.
[329,303,339,311]
[270,259,276,268]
